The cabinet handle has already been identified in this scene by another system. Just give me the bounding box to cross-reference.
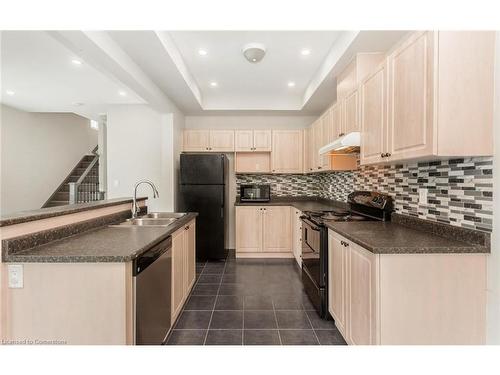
[206,147,209,150]
[386,153,391,157]
[339,133,345,137]
[380,153,385,158]
[185,225,190,230]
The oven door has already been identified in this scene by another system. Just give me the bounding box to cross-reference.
[301,218,323,288]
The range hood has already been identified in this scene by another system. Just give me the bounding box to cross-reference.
[319,132,360,155]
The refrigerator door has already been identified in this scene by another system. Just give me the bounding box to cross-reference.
[178,184,225,260]
[180,153,225,185]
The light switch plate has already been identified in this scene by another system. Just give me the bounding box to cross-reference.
[8,264,24,288]
[419,188,428,205]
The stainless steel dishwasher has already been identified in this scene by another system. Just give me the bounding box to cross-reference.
[133,236,172,345]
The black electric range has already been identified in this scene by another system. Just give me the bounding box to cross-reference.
[300,191,393,319]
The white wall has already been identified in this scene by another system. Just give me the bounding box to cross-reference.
[185,115,316,249]
[106,104,184,212]
[0,104,97,215]
[487,31,500,344]
[185,115,316,130]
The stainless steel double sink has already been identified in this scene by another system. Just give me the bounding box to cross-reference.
[112,212,187,227]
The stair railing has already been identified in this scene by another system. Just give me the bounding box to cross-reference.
[68,153,105,204]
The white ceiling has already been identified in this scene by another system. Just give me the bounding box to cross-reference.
[1,30,408,118]
[1,31,145,120]
[167,31,342,111]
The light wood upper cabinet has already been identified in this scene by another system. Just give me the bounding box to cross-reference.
[343,89,360,134]
[184,129,234,152]
[331,102,343,140]
[235,207,263,253]
[263,206,292,253]
[183,130,210,151]
[234,152,271,173]
[384,31,494,163]
[387,31,434,160]
[209,130,235,152]
[271,130,303,173]
[360,62,387,165]
[235,130,254,151]
[253,130,272,151]
[235,130,271,152]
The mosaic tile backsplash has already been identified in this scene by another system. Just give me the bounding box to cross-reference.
[235,157,494,232]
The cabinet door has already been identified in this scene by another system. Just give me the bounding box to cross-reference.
[271,130,303,173]
[348,242,379,345]
[171,230,185,323]
[307,125,316,172]
[303,127,310,173]
[387,31,434,161]
[234,152,271,173]
[360,63,387,165]
[292,208,302,266]
[328,233,346,336]
[209,130,235,152]
[235,207,263,253]
[235,130,254,151]
[313,121,323,171]
[320,111,332,170]
[185,220,196,291]
[331,103,343,139]
[253,130,272,151]
[344,89,359,134]
[184,130,210,151]
[263,206,292,252]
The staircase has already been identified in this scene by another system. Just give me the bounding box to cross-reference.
[43,147,105,208]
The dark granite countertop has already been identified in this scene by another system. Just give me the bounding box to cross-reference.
[235,196,348,212]
[3,213,198,263]
[325,216,490,254]
[0,197,147,227]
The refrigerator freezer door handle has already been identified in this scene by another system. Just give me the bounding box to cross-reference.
[220,207,224,218]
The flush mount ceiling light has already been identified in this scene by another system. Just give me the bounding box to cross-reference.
[73,102,85,107]
[5,90,15,96]
[242,43,266,63]
[198,49,208,56]
[210,81,218,87]
[287,81,296,87]
[71,59,82,65]
[300,49,311,56]
[118,90,127,96]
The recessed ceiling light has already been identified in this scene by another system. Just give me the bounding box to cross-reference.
[71,59,82,65]
[73,102,85,107]
[118,90,127,96]
[198,49,208,56]
[210,81,218,87]
[5,90,15,96]
[287,81,296,87]
[300,49,311,56]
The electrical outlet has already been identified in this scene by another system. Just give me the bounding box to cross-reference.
[419,188,428,205]
[329,184,333,193]
[8,264,23,288]
[276,183,281,192]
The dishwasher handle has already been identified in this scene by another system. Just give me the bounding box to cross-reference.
[133,236,172,276]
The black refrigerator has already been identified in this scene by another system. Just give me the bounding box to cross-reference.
[178,153,228,260]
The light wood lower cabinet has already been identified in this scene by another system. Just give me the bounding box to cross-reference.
[171,219,196,325]
[291,208,302,267]
[236,206,293,257]
[328,229,487,344]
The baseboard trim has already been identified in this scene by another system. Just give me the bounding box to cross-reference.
[236,252,294,259]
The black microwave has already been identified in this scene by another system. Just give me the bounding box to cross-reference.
[239,184,271,202]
